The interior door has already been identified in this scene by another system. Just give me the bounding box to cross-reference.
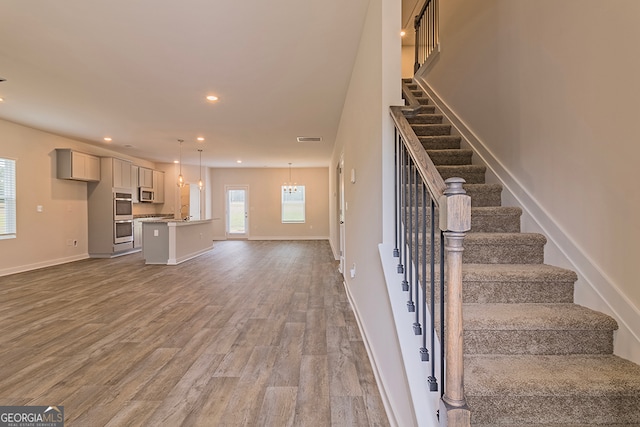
[338,157,345,274]
[226,186,248,239]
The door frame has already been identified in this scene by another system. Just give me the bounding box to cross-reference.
[337,155,346,274]
[225,185,249,239]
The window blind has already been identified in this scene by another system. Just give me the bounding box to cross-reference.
[0,158,16,237]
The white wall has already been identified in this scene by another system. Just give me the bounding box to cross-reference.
[419,0,640,362]
[0,118,163,276]
[329,0,413,425]
[209,167,329,240]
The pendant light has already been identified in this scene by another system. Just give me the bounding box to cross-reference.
[197,149,204,190]
[283,162,297,194]
[177,139,185,188]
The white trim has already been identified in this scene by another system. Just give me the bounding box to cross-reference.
[0,254,90,277]
[247,235,329,241]
[415,77,640,363]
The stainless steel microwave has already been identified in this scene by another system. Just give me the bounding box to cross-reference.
[139,187,154,202]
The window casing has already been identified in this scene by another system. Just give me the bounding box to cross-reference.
[0,158,16,238]
[282,185,305,223]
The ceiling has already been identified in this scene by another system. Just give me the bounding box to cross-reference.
[0,0,373,168]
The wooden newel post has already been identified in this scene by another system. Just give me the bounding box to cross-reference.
[438,177,471,427]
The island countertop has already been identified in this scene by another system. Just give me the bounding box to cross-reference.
[142,219,214,265]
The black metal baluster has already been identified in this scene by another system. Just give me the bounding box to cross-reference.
[427,198,438,391]
[407,158,415,313]
[440,228,445,398]
[418,180,428,356]
[401,146,408,290]
[393,130,400,259]
[413,165,422,334]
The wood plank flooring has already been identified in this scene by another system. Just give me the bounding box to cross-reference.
[0,240,389,426]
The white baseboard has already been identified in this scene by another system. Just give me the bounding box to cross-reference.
[415,77,640,364]
[247,235,329,241]
[0,254,90,277]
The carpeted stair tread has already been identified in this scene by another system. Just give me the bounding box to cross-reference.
[442,264,575,303]
[465,354,640,424]
[419,135,462,150]
[463,232,546,264]
[407,206,521,233]
[406,114,444,124]
[426,148,473,165]
[464,303,618,331]
[437,164,486,183]
[462,263,576,283]
[464,303,617,355]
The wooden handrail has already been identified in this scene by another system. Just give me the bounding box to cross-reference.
[390,105,446,205]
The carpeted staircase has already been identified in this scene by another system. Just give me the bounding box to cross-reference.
[401,79,640,425]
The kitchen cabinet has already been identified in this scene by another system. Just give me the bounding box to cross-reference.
[152,170,165,204]
[56,149,100,182]
[112,158,132,189]
[131,165,139,203]
[139,167,153,188]
[133,219,143,249]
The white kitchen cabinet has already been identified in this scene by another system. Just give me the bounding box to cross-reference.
[133,219,143,249]
[131,165,139,203]
[56,149,101,182]
[112,158,132,189]
[152,170,165,204]
[139,167,153,188]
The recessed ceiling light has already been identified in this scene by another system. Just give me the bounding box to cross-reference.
[197,137,205,141]
[206,95,219,102]
[173,160,179,164]
[0,98,4,102]
[103,137,112,142]
[236,160,242,164]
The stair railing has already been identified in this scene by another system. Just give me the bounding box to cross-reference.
[390,84,471,426]
[414,0,439,73]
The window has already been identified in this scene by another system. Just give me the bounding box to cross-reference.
[0,158,16,238]
[282,185,305,223]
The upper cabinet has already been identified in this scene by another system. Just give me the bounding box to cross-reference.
[56,149,100,182]
[131,165,140,203]
[139,167,153,188]
[112,158,132,189]
[152,170,165,204]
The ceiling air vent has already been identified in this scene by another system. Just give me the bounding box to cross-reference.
[297,136,323,143]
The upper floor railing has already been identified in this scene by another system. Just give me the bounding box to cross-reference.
[414,0,439,73]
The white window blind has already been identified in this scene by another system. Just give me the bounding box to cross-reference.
[281,185,305,223]
[0,158,16,237]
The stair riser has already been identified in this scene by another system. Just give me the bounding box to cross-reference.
[403,210,521,233]
[465,330,614,355]
[464,281,574,304]
[463,185,503,207]
[427,150,473,166]
[412,124,451,136]
[406,115,444,125]
[467,396,640,425]
[437,166,486,184]
[419,136,461,150]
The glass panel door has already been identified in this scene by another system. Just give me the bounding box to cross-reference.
[226,186,248,238]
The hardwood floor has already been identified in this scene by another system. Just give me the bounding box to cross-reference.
[0,240,390,426]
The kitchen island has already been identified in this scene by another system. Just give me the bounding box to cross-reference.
[142,219,213,265]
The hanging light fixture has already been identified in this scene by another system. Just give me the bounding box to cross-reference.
[283,162,297,194]
[177,139,185,187]
[198,149,204,190]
